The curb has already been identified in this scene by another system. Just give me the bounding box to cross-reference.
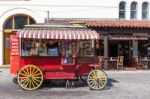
[0,66,10,69]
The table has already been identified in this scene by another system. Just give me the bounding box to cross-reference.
[140,58,150,69]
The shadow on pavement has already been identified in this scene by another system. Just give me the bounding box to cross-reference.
[40,78,119,90]
[40,79,87,89]
[104,78,119,90]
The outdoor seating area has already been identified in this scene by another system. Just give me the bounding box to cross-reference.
[132,56,150,69]
[99,56,150,70]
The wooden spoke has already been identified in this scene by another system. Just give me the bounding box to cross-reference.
[33,78,41,83]
[25,67,30,75]
[19,78,27,83]
[34,77,43,79]
[31,66,36,75]
[19,72,28,77]
[32,69,39,76]
[32,79,39,86]
[30,66,32,75]
[33,73,42,77]
[22,79,29,87]
[17,65,43,91]
[87,69,108,90]
[22,69,29,76]
[18,77,28,79]
[31,80,35,88]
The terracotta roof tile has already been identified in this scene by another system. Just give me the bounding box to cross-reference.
[48,19,150,28]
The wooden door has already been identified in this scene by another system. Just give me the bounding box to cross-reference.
[4,33,11,64]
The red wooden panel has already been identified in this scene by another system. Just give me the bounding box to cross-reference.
[75,64,92,77]
[20,57,61,69]
[59,70,75,79]
[10,35,20,75]
[44,71,59,79]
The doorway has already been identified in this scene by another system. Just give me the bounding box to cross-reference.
[109,40,132,66]
[3,15,36,64]
[4,32,11,64]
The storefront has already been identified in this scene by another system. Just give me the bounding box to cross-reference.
[45,19,150,69]
[46,20,148,65]
[85,20,150,68]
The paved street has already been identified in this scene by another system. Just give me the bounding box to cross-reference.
[0,69,150,99]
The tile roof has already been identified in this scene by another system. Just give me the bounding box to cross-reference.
[48,19,150,28]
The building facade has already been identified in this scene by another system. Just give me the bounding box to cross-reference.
[0,0,150,65]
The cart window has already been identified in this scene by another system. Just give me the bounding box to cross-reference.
[60,40,77,65]
[21,39,60,57]
[79,40,93,57]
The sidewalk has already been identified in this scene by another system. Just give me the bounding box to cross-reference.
[0,65,10,69]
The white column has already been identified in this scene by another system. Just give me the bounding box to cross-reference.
[132,40,138,57]
[104,36,109,69]
[104,36,109,58]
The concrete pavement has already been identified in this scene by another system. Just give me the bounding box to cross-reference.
[1,69,150,99]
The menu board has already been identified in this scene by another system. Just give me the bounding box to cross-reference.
[11,38,19,56]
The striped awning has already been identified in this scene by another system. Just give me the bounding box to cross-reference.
[17,29,99,40]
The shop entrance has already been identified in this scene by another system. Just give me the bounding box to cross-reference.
[3,15,35,64]
[109,40,132,66]
[4,32,11,64]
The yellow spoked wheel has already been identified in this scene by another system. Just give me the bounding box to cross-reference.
[87,69,107,90]
[17,65,43,91]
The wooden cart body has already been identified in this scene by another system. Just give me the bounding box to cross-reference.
[10,34,100,79]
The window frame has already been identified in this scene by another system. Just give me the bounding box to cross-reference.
[119,1,126,19]
[130,1,138,19]
[142,2,149,20]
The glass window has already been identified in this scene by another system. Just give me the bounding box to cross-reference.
[130,2,138,19]
[29,18,35,24]
[15,16,27,29]
[4,15,35,30]
[79,40,93,57]
[4,18,12,29]
[119,1,126,19]
[142,2,149,20]
[21,39,60,57]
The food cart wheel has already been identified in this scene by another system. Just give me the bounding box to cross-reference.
[87,69,107,90]
[17,65,43,91]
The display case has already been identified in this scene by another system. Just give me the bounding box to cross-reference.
[20,39,60,57]
[60,40,77,65]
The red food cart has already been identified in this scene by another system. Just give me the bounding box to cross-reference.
[10,23,107,91]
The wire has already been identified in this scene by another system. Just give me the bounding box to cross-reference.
[0,4,118,8]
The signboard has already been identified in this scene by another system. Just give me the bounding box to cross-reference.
[10,37,19,56]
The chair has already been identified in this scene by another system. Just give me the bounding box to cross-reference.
[133,56,143,69]
[117,56,124,70]
[98,56,104,68]
[108,57,117,69]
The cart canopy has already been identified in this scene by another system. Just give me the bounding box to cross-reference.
[16,28,99,40]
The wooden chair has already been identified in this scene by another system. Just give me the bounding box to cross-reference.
[117,56,124,70]
[108,57,117,69]
[133,56,143,69]
[98,56,104,68]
